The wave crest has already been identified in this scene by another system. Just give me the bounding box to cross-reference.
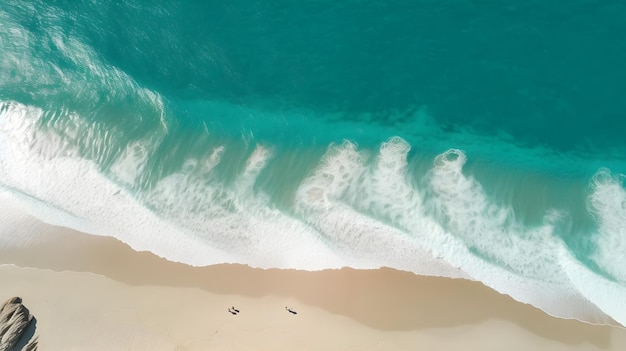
[0,101,625,326]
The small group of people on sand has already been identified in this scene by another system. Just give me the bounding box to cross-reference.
[227,306,298,315]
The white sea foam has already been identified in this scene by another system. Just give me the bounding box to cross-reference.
[421,149,619,324]
[0,103,227,264]
[561,245,626,325]
[0,101,342,268]
[293,137,618,324]
[1,100,626,325]
[588,168,626,283]
[234,145,273,195]
[110,140,155,186]
[426,149,566,283]
[140,142,346,269]
[292,140,465,275]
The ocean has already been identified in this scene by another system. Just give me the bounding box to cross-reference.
[1,0,625,326]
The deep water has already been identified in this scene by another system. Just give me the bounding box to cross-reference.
[1,0,625,326]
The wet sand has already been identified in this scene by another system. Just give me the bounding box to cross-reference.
[1,218,626,350]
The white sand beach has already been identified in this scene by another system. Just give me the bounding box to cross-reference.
[1,217,626,350]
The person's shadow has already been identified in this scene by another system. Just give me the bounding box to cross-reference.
[11,316,38,351]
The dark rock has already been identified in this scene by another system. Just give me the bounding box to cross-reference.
[22,336,38,351]
[0,297,37,351]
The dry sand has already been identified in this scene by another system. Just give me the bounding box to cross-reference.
[1,218,626,350]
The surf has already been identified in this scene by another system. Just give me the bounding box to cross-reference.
[1,99,625,326]
[1,0,626,329]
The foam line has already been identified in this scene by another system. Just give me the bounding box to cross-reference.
[1,100,625,325]
[587,168,626,283]
[295,138,617,324]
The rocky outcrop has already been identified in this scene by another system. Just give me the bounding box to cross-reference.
[0,297,37,351]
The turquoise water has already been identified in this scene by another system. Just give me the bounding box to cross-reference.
[1,1,625,325]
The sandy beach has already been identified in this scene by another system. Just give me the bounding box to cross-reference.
[2,217,626,350]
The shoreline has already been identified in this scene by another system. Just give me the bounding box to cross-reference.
[2,221,626,349]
